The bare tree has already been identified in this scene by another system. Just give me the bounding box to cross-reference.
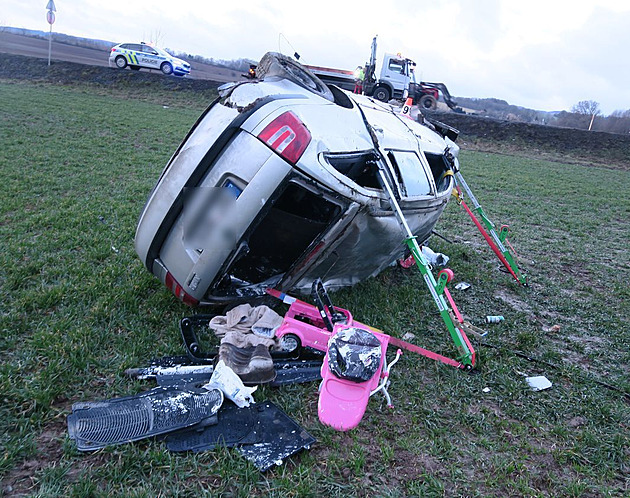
[571,100,601,130]
[142,28,165,47]
[571,100,601,116]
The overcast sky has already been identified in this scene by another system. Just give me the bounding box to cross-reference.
[4,0,629,113]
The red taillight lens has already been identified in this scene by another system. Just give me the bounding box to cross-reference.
[257,111,311,164]
[165,272,199,306]
[111,48,117,52]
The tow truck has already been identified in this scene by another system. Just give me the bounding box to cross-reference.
[306,37,461,111]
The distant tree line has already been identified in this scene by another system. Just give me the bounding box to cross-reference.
[455,96,630,135]
[554,101,630,135]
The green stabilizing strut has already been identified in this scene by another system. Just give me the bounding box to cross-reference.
[404,236,474,367]
[374,158,474,368]
[454,172,527,286]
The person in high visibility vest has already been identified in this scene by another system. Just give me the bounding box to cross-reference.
[353,66,365,94]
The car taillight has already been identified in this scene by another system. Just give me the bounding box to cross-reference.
[164,271,199,306]
[111,48,117,52]
[257,111,311,164]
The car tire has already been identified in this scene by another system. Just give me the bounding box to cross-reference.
[130,65,140,71]
[419,94,438,111]
[115,56,127,69]
[161,62,173,75]
[373,86,390,102]
[256,52,334,103]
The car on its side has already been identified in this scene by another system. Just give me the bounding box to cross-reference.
[135,52,461,306]
[109,42,191,76]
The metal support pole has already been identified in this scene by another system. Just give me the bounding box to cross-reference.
[48,23,52,66]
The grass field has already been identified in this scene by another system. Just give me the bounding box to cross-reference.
[1,81,629,497]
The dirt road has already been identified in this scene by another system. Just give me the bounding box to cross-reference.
[0,31,243,83]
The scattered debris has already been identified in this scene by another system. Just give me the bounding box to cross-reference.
[67,386,223,451]
[421,246,450,267]
[542,324,561,333]
[482,387,491,393]
[205,360,257,408]
[526,375,552,391]
[455,282,471,291]
[167,401,315,472]
[402,332,416,342]
[486,315,505,324]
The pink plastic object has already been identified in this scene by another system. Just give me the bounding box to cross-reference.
[317,325,390,431]
[268,289,396,432]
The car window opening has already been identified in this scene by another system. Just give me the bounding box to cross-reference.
[222,183,343,289]
[425,152,453,193]
[325,151,382,189]
[387,151,432,197]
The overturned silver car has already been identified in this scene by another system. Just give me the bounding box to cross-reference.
[135,53,461,306]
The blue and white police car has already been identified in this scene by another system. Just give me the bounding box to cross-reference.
[109,42,191,76]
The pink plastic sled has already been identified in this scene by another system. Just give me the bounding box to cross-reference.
[268,280,401,431]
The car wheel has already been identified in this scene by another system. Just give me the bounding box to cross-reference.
[115,56,127,69]
[255,52,334,103]
[130,65,140,71]
[161,62,173,75]
[373,86,390,102]
[419,94,438,111]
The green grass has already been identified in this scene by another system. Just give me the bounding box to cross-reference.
[1,81,629,496]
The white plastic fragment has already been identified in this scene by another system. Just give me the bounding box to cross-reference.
[204,360,257,408]
[526,376,552,392]
[421,246,449,267]
[455,282,471,291]
[482,387,491,393]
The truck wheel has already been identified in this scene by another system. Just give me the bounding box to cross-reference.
[115,56,127,69]
[419,94,438,111]
[373,86,390,102]
[161,62,173,75]
[256,52,334,103]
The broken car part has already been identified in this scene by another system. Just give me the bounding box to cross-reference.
[67,385,223,451]
[167,400,316,472]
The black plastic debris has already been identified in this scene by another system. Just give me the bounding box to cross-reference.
[67,385,223,451]
[166,401,259,451]
[167,401,316,472]
[236,402,316,471]
[327,327,382,382]
[127,356,322,388]
[271,360,322,386]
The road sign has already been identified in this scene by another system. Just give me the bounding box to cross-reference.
[46,0,56,12]
[47,10,55,24]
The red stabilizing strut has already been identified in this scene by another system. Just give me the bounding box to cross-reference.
[459,198,520,283]
[388,336,464,369]
[443,286,476,366]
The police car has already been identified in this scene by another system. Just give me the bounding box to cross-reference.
[109,42,191,76]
